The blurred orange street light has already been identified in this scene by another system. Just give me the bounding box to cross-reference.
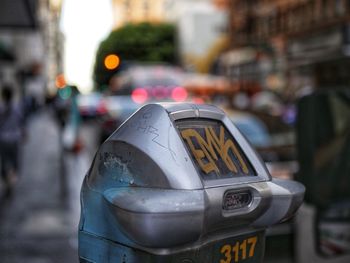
[104,54,120,70]
[55,73,66,89]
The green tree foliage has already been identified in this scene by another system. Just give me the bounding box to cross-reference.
[93,22,177,89]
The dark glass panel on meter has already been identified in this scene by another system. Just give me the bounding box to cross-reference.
[176,119,256,180]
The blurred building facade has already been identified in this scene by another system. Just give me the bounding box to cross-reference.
[111,0,167,28]
[44,0,64,96]
[0,0,63,101]
[111,0,230,74]
[176,0,229,73]
[222,0,350,99]
[164,0,230,73]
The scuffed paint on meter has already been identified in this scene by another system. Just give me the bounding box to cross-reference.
[79,103,304,263]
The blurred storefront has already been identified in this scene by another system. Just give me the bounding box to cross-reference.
[221,2,350,261]
[287,26,350,96]
[219,47,274,95]
[222,0,350,99]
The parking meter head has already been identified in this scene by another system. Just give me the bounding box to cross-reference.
[79,103,304,262]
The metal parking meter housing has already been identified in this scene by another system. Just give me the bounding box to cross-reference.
[79,103,305,263]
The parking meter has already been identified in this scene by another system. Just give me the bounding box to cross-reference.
[79,103,305,263]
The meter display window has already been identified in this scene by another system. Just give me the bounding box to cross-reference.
[176,119,256,180]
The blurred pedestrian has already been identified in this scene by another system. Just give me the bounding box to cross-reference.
[24,62,46,112]
[0,85,24,198]
[61,85,83,153]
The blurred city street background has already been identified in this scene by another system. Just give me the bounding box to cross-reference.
[0,108,99,262]
[0,0,349,262]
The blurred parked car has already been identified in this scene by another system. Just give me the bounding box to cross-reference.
[101,64,189,140]
[76,92,107,119]
[225,109,297,180]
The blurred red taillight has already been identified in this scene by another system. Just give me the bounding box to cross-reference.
[192,97,205,104]
[97,101,108,114]
[132,88,148,104]
[171,86,188,102]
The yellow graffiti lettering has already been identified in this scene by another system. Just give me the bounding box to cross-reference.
[181,129,219,174]
[224,139,249,174]
[181,125,249,175]
[208,126,238,173]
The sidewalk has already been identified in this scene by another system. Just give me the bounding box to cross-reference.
[0,110,79,263]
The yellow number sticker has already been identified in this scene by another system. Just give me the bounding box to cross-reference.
[247,237,257,257]
[220,245,232,263]
[219,236,258,263]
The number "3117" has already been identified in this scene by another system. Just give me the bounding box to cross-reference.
[220,236,258,263]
